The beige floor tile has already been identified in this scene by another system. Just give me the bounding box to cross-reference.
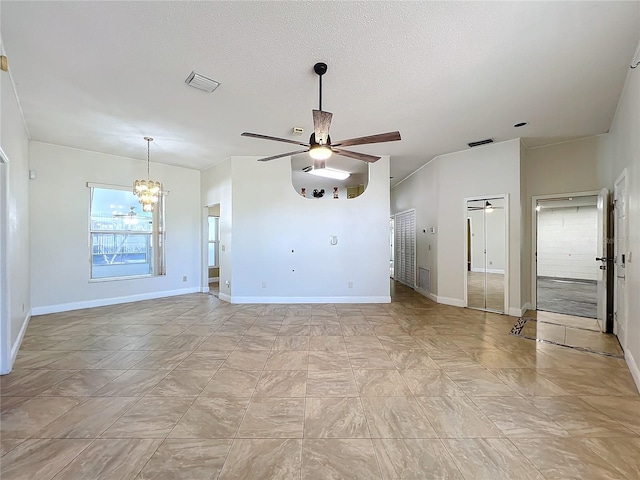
[489,368,570,396]
[137,439,232,480]
[44,350,113,370]
[537,367,639,396]
[307,351,350,371]
[361,396,437,438]
[197,335,240,351]
[0,369,77,397]
[304,397,370,438]
[38,369,125,396]
[146,370,215,397]
[237,398,305,438]
[273,335,310,351]
[11,351,74,369]
[445,368,517,396]
[372,438,464,480]
[349,350,395,369]
[223,350,270,370]
[513,437,640,480]
[1,396,83,439]
[169,397,249,438]
[200,368,260,397]
[130,350,191,370]
[0,439,92,480]
[580,395,640,435]
[353,369,411,396]
[310,324,342,336]
[306,369,359,397]
[309,336,347,352]
[443,438,545,480]
[528,396,638,437]
[0,439,25,457]
[102,397,194,438]
[174,350,228,370]
[87,350,151,369]
[302,438,382,479]
[92,369,168,396]
[265,350,309,370]
[386,348,439,369]
[399,370,465,396]
[415,396,503,438]
[218,438,302,479]
[53,438,162,480]
[35,397,138,438]
[472,396,570,437]
[254,370,307,397]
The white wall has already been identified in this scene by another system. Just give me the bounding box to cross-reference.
[537,206,598,280]
[201,159,232,299]
[29,142,202,313]
[0,35,31,373]
[597,42,640,391]
[207,155,391,303]
[390,160,439,297]
[437,139,522,312]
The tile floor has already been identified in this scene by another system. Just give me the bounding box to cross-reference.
[1,282,638,479]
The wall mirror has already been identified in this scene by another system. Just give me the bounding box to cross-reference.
[291,156,369,200]
[466,196,506,313]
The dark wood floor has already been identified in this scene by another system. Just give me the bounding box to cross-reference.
[536,276,596,319]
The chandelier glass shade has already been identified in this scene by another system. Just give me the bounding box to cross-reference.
[133,137,162,212]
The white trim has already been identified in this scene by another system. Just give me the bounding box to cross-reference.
[10,311,31,367]
[31,288,201,316]
[530,190,601,310]
[508,306,528,317]
[471,267,505,274]
[0,148,10,375]
[227,296,391,304]
[436,296,465,308]
[415,287,437,303]
[625,349,640,394]
[201,286,210,293]
[219,293,231,303]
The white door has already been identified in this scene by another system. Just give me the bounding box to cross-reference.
[595,188,609,332]
[394,210,415,288]
[613,172,628,347]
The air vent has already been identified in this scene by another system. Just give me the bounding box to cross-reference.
[468,138,494,148]
[185,71,220,92]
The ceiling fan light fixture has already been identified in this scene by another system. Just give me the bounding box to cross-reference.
[485,201,494,212]
[309,144,332,161]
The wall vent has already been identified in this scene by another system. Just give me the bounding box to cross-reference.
[468,138,494,148]
[185,71,220,92]
[418,267,430,293]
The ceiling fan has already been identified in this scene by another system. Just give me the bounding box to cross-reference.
[113,206,137,218]
[467,201,504,212]
[241,62,401,164]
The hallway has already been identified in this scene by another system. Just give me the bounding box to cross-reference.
[1,283,638,479]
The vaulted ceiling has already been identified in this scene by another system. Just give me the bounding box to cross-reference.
[2,1,639,185]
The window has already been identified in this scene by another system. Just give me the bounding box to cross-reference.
[89,184,165,280]
[208,216,220,268]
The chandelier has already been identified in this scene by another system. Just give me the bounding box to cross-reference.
[133,136,162,212]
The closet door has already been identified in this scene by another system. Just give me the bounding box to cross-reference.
[394,210,416,288]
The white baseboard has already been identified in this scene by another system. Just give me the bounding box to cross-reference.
[228,296,391,304]
[508,303,531,317]
[470,268,505,274]
[31,288,201,316]
[218,293,231,303]
[436,296,465,308]
[201,286,210,293]
[415,287,437,303]
[625,349,640,394]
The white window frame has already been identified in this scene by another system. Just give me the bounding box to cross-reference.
[88,183,166,281]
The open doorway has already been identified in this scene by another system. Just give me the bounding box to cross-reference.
[534,195,599,321]
[206,204,220,297]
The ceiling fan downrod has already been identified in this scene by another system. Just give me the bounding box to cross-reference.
[314,62,327,111]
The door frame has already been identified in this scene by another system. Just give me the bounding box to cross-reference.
[530,190,600,311]
[613,169,628,348]
[0,147,10,374]
[463,194,509,314]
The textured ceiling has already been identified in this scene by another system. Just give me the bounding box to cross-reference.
[2,1,639,186]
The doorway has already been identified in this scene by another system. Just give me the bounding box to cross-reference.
[204,204,220,297]
[531,193,608,327]
[465,196,507,313]
[613,170,628,348]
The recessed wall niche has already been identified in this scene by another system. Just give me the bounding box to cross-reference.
[290,155,369,199]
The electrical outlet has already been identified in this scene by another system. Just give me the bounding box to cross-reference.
[348,282,353,289]
[262,281,267,288]
[182,275,187,282]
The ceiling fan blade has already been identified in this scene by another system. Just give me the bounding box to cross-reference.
[312,110,333,145]
[241,132,309,147]
[257,149,309,162]
[332,131,401,148]
[332,148,381,163]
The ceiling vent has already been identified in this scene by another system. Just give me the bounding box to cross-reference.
[185,71,220,92]
[468,138,494,148]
